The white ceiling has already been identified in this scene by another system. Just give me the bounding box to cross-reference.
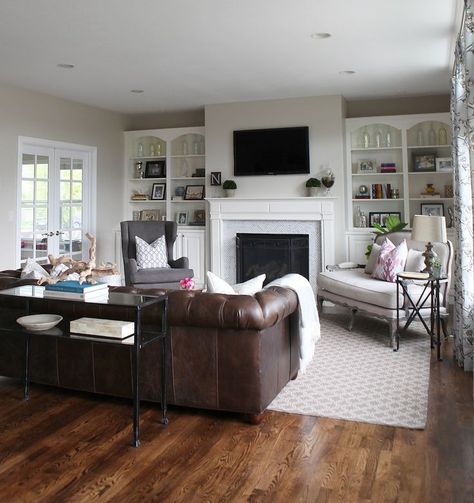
[0,0,461,114]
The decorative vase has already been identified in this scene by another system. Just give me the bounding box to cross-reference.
[225,189,236,198]
[425,183,436,195]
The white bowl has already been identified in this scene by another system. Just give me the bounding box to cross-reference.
[16,314,63,331]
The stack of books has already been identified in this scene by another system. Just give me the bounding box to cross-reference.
[370,183,392,199]
[43,281,109,301]
[380,163,397,173]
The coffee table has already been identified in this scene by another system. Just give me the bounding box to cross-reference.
[0,285,168,447]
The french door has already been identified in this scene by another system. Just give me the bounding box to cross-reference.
[18,138,96,266]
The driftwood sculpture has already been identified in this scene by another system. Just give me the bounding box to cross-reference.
[37,233,118,285]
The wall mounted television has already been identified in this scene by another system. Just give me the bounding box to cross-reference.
[233,126,310,176]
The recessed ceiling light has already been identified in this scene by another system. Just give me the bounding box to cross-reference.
[339,70,356,75]
[57,63,75,69]
[130,89,144,94]
[311,32,331,39]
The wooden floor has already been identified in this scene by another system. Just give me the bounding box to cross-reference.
[0,341,472,502]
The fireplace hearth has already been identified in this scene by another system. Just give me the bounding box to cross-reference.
[236,233,309,285]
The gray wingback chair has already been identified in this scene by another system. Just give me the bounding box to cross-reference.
[120,220,194,289]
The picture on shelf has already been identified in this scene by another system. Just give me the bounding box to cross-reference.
[140,209,161,221]
[184,184,205,200]
[176,211,188,225]
[151,183,166,200]
[144,160,166,178]
[193,209,205,225]
[413,153,436,172]
[210,172,222,186]
[368,211,401,227]
[357,159,377,174]
[421,203,444,217]
[436,157,453,172]
[132,210,141,221]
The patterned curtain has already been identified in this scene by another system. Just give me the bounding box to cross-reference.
[451,0,474,372]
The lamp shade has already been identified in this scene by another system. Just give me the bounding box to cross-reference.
[411,214,447,243]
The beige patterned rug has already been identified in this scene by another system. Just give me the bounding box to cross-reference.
[268,311,431,429]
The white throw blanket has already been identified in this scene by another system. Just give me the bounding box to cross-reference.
[266,274,320,373]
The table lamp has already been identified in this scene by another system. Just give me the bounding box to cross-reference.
[411,215,447,273]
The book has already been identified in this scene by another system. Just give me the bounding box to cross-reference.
[398,271,430,280]
[70,317,135,339]
[44,281,108,293]
[43,289,109,301]
[420,193,441,198]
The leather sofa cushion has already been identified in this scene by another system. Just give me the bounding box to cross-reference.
[319,269,426,310]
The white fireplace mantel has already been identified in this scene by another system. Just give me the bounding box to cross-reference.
[207,197,335,287]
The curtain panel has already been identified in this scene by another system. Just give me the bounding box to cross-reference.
[451,0,474,372]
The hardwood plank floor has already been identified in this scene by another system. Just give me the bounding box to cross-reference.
[0,340,471,503]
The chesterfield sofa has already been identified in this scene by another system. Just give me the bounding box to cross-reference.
[0,272,299,422]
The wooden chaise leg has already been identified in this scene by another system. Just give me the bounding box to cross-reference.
[388,321,397,349]
[348,308,357,331]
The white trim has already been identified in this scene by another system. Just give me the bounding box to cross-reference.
[206,197,335,283]
[16,136,97,267]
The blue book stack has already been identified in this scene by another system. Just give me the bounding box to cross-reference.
[43,281,108,300]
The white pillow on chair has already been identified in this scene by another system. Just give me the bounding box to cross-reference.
[135,235,170,269]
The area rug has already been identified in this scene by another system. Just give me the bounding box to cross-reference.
[268,312,431,429]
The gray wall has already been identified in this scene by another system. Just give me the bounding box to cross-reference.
[205,95,347,262]
[0,82,129,268]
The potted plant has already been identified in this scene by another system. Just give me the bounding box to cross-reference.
[365,215,408,259]
[223,179,237,197]
[305,177,321,197]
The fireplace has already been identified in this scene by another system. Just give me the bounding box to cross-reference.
[236,233,309,285]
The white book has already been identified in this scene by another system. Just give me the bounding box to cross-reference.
[43,289,109,301]
[70,317,135,339]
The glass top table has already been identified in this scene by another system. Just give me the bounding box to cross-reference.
[0,284,168,447]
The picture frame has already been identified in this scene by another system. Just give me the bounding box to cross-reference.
[151,183,166,200]
[369,211,401,227]
[144,160,166,178]
[193,209,206,225]
[357,159,377,174]
[184,184,205,200]
[140,209,161,221]
[413,153,436,172]
[210,172,222,186]
[421,203,444,217]
[132,210,141,221]
[175,211,188,225]
[436,157,453,172]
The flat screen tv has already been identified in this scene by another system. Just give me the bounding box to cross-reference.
[233,126,310,176]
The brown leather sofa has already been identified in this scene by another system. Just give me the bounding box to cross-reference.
[0,271,299,422]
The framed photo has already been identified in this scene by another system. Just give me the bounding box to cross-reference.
[421,203,444,217]
[436,157,453,172]
[151,183,166,200]
[175,211,188,225]
[369,211,401,227]
[193,209,206,225]
[132,210,141,221]
[184,185,205,200]
[413,153,436,172]
[144,160,166,178]
[140,209,161,221]
[210,172,222,186]
[357,159,377,174]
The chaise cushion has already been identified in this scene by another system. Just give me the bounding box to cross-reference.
[319,269,425,310]
[130,267,194,285]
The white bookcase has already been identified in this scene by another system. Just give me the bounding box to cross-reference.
[123,127,207,286]
[345,113,453,263]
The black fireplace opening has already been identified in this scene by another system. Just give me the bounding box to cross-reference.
[236,233,309,285]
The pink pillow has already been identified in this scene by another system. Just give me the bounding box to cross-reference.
[372,238,408,282]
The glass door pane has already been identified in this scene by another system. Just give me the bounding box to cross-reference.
[58,155,85,259]
[20,153,51,263]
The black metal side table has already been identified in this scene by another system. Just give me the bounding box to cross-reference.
[396,272,447,361]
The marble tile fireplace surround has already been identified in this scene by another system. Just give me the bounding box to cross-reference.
[207,198,335,293]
